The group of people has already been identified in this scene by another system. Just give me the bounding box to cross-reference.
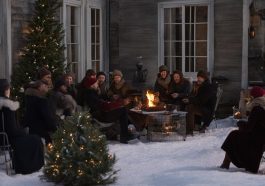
[154,65,217,134]
[1,64,265,175]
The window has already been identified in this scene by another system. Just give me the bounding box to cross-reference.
[90,8,101,71]
[62,0,107,81]
[159,0,213,78]
[65,5,81,75]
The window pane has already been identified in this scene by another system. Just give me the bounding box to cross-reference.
[96,9,100,26]
[185,57,194,72]
[164,57,170,67]
[185,6,194,23]
[71,44,79,62]
[96,44,100,60]
[164,42,170,56]
[91,9,95,26]
[172,57,182,71]
[185,42,194,56]
[171,8,182,23]
[196,24,207,40]
[171,42,182,56]
[196,42,207,56]
[164,24,170,41]
[92,44,95,60]
[185,24,194,40]
[71,26,79,43]
[196,6,208,22]
[96,26,100,43]
[71,7,76,25]
[92,27,95,43]
[171,24,182,41]
[196,57,207,71]
[164,8,171,23]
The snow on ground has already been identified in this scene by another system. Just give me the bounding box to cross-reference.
[1,117,265,186]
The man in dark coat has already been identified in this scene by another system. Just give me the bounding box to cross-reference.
[84,77,130,144]
[184,70,216,134]
[168,70,191,110]
[220,86,265,173]
[0,79,44,174]
[24,80,57,144]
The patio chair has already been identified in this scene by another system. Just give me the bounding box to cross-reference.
[213,85,223,128]
[0,110,13,175]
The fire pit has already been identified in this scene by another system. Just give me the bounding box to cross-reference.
[140,90,166,112]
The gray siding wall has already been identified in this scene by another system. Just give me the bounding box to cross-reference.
[110,0,244,106]
[110,0,158,89]
[213,0,243,105]
[11,0,35,67]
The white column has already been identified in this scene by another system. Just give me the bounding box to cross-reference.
[241,0,252,89]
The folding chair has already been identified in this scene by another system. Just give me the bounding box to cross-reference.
[213,85,223,128]
[0,111,13,175]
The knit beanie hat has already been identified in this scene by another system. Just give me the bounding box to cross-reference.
[197,70,208,80]
[54,78,67,90]
[38,67,51,79]
[83,77,97,89]
[250,86,265,98]
[0,79,10,97]
[159,65,168,72]
[112,69,123,78]
[96,71,106,78]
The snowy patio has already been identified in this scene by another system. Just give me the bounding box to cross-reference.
[1,117,265,186]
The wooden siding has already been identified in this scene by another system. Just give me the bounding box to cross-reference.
[214,0,243,105]
[109,0,158,88]
[11,0,35,68]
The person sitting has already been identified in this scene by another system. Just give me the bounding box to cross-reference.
[96,71,109,99]
[37,67,53,90]
[83,77,130,144]
[107,69,132,106]
[24,80,57,145]
[154,65,171,103]
[63,72,77,100]
[76,69,96,106]
[184,70,216,134]
[168,70,191,111]
[0,79,44,174]
[49,78,77,117]
[220,86,265,173]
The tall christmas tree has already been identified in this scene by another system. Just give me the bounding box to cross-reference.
[11,0,65,100]
[43,112,117,186]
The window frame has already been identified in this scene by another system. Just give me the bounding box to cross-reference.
[158,0,214,79]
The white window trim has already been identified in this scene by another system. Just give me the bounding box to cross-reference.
[86,0,107,73]
[158,0,214,79]
[62,0,108,81]
[62,0,84,81]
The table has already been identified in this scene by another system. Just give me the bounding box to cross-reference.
[129,109,187,142]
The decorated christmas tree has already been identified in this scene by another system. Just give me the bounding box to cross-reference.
[43,112,117,186]
[11,0,65,100]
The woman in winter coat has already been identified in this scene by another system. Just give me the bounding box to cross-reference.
[154,65,171,103]
[220,86,265,173]
[24,80,57,145]
[0,79,44,174]
[168,70,191,110]
[83,77,130,143]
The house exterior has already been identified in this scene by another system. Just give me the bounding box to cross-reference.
[1,0,264,108]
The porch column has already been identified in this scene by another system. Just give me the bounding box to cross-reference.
[0,0,12,80]
[241,0,252,89]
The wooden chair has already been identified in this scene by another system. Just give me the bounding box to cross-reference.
[0,111,13,175]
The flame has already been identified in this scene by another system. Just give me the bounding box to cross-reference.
[146,90,156,107]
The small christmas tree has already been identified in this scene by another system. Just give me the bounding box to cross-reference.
[43,112,117,186]
[11,0,65,100]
